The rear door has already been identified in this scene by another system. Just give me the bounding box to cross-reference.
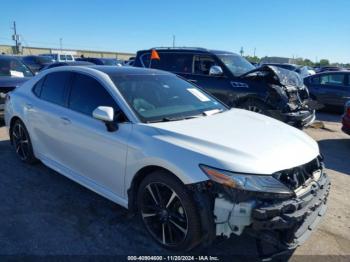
[27,71,72,163]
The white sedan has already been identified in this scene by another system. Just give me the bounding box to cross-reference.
[4,66,330,254]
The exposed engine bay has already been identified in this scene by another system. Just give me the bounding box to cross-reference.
[189,155,330,258]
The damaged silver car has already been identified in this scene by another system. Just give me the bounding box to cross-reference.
[6,66,330,258]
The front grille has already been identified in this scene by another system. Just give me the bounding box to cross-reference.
[273,156,323,190]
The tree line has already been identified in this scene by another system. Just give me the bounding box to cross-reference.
[245,55,350,68]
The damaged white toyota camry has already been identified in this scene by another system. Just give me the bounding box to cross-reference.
[4,66,330,256]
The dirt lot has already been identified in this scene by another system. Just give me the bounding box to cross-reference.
[0,113,349,260]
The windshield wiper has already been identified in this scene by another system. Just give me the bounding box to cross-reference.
[146,114,204,123]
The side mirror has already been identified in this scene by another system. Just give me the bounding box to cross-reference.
[209,65,224,76]
[92,106,118,132]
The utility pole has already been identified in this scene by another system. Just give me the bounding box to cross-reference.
[172,35,176,47]
[12,21,20,54]
[59,38,63,52]
[240,46,244,56]
[253,47,256,57]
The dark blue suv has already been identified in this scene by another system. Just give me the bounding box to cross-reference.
[134,47,316,127]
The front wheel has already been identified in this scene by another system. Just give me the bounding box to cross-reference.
[137,171,202,251]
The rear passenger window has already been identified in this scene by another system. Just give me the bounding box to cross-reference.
[40,72,71,106]
[68,73,118,116]
[142,53,193,74]
[32,77,46,97]
[320,74,345,86]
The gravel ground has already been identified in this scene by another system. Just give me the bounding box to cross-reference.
[0,113,349,261]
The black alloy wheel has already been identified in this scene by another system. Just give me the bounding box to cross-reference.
[137,171,202,251]
[11,120,37,164]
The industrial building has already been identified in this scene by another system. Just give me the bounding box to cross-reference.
[0,44,135,60]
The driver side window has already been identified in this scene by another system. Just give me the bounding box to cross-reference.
[68,73,122,120]
[193,56,216,75]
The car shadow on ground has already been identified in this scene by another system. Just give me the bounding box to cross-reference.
[318,138,350,175]
[0,139,294,260]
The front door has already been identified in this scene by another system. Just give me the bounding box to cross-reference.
[58,72,131,198]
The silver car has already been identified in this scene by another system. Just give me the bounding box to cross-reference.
[4,66,330,255]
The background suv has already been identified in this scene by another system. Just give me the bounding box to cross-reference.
[134,47,316,127]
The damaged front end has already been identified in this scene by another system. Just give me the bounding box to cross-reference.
[189,156,330,257]
[241,65,318,127]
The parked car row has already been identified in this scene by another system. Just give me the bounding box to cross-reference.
[4,65,330,256]
[76,57,123,66]
[0,55,34,111]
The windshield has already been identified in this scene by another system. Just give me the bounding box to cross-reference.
[217,54,255,76]
[0,58,33,77]
[110,74,226,123]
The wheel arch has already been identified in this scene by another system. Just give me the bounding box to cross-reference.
[9,115,23,144]
[235,94,268,108]
[127,165,184,213]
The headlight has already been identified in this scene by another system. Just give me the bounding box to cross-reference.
[200,165,293,196]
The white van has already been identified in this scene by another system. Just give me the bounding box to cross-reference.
[40,53,75,63]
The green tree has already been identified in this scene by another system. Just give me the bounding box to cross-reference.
[319,59,330,66]
[245,55,260,63]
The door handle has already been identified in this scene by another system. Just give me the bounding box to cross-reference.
[188,79,197,83]
[60,117,71,125]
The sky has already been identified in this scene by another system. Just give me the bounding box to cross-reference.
[0,0,349,63]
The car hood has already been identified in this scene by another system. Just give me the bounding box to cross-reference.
[240,65,304,89]
[0,76,31,88]
[148,109,319,174]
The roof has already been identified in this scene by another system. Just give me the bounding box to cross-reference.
[137,47,237,55]
[89,65,172,76]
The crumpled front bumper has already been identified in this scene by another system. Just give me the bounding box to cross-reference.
[268,108,316,128]
[246,172,330,250]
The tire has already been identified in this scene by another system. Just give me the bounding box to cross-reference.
[242,99,272,116]
[137,170,202,251]
[11,119,37,164]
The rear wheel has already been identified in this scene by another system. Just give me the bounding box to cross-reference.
[137,171,202,251]
[11,119,37,164]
